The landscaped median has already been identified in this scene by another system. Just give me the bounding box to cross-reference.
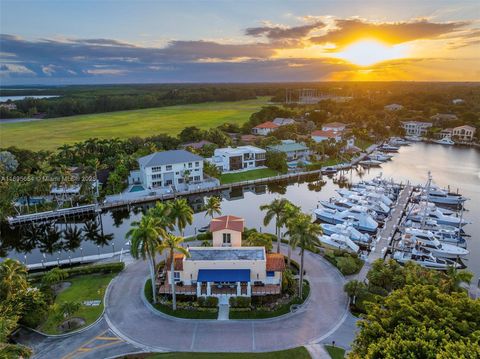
[29,262,124,334]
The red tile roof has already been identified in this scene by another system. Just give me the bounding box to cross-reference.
[166,253,184,271]
[254,121,279,129]
[266,253,286,272]
[210,215,244,232]
[311,130,338,138]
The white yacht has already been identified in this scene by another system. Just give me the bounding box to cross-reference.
[368,152,392,162]
[318,233,360,253]
[359,159,383,167]
[390,137,411,146]
[407,206,469,227]
[434,137,455,145]
[314,206,379,233]
[321,223,371,244]
[393,249,461,270]
[401,228,469,259]
[378,143,400,152]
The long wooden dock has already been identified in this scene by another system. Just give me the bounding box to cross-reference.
[7,204,99,225]
[357,183,413,281]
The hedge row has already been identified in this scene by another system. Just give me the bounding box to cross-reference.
[197,296,218,307]
[29,262,125,280]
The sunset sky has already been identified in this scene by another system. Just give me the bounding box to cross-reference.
[1,0,479,84]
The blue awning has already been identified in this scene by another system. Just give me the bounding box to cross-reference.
[197,269,250,283]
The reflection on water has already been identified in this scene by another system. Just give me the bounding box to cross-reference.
[1,143,479,278]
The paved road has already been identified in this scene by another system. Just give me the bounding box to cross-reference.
[105,246,349,352]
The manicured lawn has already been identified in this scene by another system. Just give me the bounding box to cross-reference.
[40,273,115,334]
[146,347,311,358]
[220,168,279,184]
[0,97,269,151]
[325,345,346,359]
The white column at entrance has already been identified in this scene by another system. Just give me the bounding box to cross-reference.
[236,282,241,296]
[207,282,211,296]
[247,282,251,296]
[196,282,201,297]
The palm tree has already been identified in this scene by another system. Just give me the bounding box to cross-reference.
[157,233,189,310]
[260,198,290,253]
[281,202,301,265]
[204,196,222,220]
[127,215,163,303]
[0,258,28,300]
[169,198,193,236]
[286,213,322,298]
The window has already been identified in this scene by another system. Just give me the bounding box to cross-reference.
[223,233,231,245]
[166,165,172,171]
[267,271,275,277]
[173,272,180,282]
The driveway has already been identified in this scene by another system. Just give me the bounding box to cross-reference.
[105,246,349,352]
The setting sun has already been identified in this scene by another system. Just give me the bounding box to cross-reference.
[334,39,409,66]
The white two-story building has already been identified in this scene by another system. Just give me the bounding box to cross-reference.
[133,150,205,190]
[208,146,266,173]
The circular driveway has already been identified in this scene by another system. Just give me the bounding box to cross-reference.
[105,246,349,352]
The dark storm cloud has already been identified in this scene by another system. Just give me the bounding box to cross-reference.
[245,21,324,40]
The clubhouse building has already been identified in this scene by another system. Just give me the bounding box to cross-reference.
[159,215,286,297]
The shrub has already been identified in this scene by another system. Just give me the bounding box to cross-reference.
[229,296,251,308]
[197,296,218,307]
[336,256,360,275]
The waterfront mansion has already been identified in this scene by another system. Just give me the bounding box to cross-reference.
[159,215,286,297]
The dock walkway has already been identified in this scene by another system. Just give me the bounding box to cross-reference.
[356,184,413,281]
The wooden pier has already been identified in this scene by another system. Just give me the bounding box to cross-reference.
[7,204,99,225]
[357,183,413,281]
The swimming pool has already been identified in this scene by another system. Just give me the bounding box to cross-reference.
[130,185,145,192]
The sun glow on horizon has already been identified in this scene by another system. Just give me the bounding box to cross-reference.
[333,39,410,66]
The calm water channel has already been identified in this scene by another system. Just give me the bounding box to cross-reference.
[2,143,479,279]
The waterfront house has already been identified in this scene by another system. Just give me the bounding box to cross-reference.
[208,146,266,173]
[311,130,342,143]
[267,140,309,162]
[161,215,285,297]
[451,125,476,142]
[135,150,205,190]
[402,121,432,137]
[272,117,296,126]
[384,103,404,111]
[321,122,346,133]
[252,121,279,136]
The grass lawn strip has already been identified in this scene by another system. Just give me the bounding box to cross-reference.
[146,347,311,358]
[39,273,115,334]
[220,168,279,184]
[325,345,346,359]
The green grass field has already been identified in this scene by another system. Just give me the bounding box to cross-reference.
[220,168,279,184]
[0,97,269,151]
[40,273,115,334]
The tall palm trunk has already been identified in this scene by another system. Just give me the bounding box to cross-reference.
[299,248,305,298]
[149,256,157,303]
[170,249,177,310]
[276,217,281,253]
